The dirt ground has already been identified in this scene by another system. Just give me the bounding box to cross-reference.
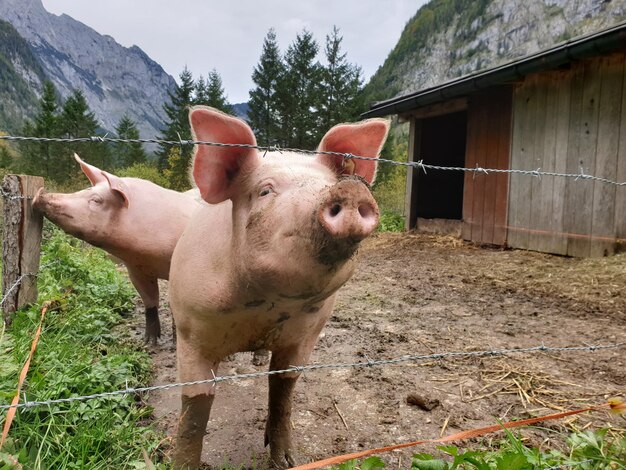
[131,232,626,469]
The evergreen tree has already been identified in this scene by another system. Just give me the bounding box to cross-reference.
[0,133,15,169]
[114,114,146,167]
[319,26,364,134]
[194,75,208,105]
[276,30,322,149]
[57,89,109,178]
[162,146,190,191]
[204,69,233,114]
[19,81,60,178]
[156,67,195,172]
[247,28,285,146]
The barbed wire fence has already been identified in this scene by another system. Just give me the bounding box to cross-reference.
[0,134,624,465]
[1,341,625,411]
[0,134,625,187]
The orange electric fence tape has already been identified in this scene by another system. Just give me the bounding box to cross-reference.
[290,399,626,470]
[0,301,50,450]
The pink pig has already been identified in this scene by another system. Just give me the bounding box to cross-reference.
[169,107,389,468]
[33,154,201,345]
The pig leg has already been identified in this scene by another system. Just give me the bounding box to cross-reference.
[264,347,310,468]
[173,339,218,469]
[127,269,160,346]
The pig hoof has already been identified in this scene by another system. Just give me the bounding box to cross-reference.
[269,450,297,469]
[144,307,161,346]
[252,349,270,367]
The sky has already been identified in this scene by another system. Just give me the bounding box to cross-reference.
[41,0,426,104]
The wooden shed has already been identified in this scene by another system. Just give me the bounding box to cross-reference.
[363,22,626,257]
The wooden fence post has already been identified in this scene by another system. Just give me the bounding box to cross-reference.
[2,175,44,325]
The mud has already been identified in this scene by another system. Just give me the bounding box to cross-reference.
[131,232,626,468]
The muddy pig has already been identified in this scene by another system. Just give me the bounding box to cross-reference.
[169,107,389,468]
[33,154,201,345]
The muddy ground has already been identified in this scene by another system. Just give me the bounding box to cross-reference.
[130,232,626,468]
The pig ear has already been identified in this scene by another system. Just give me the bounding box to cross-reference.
[189,106,259,204]
[74,153,107,186]
[316,119,390,185]
[101,171,130,208]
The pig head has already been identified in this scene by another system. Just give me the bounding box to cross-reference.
[33,154,200,345]
[169,107,389,468]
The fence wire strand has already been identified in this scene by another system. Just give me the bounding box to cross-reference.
[0,134,624,187]
[1,341,624,412]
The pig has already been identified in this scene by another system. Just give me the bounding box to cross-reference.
[169,106,389,469]
[33,154,201,345]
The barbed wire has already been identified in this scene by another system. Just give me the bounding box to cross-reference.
[1,261,59,309]
[0,189,32,200]
[0,134,624,187]
[1,341,624,412]
[0,272,37,308]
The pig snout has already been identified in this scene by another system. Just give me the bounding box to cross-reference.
[32,187,49,213]
[317,178,379,242]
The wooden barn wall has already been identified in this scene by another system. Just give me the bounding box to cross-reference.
[508,52,626,257]
[461,87,512,246]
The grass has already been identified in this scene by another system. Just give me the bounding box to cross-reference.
[0,228,165,469]
[332,427,626,469]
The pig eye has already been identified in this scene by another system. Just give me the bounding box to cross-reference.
[258,186,274,197]
[89,194,103,205]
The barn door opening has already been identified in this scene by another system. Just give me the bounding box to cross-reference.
[415,111,467,220]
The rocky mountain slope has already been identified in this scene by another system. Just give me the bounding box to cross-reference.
[0,17,45,132]
[0,0,176,139]
[363,0,626,105]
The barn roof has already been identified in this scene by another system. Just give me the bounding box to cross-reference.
[362,20,626,118]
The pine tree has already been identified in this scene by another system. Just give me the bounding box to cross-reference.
[204,69,233,114]
[19,81,60,178]
[247,28,285,146]
[57,89,109,179]
[162,146,190,191]
[114,114,146,168]
[194,75,208,105]
[319,26,364,135]
[156,67,195,172]
[276,30,321,149]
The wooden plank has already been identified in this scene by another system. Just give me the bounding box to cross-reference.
[550,69,573,255]
[566,59,601,257]
[615,53,626,252]
[471,97,489,243]
[407,98,468,120]
[493,89,512,246]
[507,75,538,249]
[531,73,559,254]
[2,175,45,324]
[590,54,624,256]
[481,96,499,244]
[404,118,421,230]
[462,103,477,240]
[527,74,550,253]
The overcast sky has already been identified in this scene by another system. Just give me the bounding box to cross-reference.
[41,0,426,103]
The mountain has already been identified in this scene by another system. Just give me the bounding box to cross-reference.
[231,102,249,121]
[0,17,46,132]
[362,0,626,105]
[0,0,176,139]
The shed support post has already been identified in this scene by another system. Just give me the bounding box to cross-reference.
[405,118,421,230]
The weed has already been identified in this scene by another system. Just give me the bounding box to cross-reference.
[332,428,626,469]
[378,211,405,232]
[0,229,166,469]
